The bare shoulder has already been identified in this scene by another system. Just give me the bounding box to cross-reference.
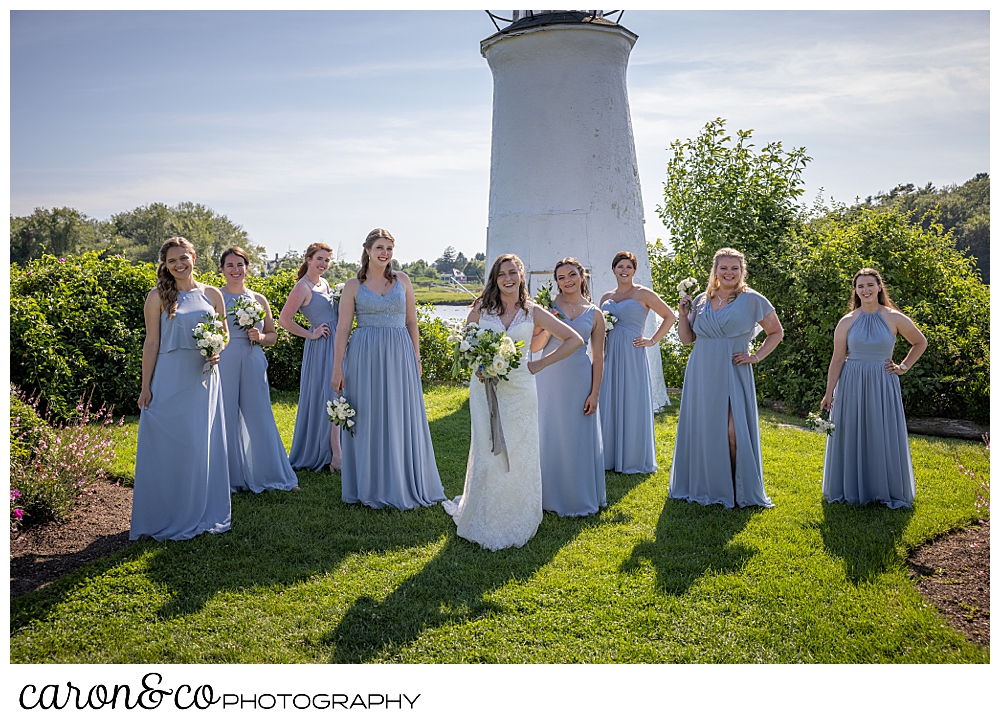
[144,288,161,311]
[395,271,414,288]
[343,278,361,292]
[598,290,614,305]
[252,290,270,307]
[200,284,225,304]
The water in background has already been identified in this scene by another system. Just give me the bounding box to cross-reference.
[430,304,472,323]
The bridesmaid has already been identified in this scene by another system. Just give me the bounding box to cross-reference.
[132,237,231,541]
[598,251,677,474]
[218,246,299,493]
[531,258,606,516]
[820,268,926,508]
[669,247,783,508]
[332,228,445,509]
[279,242,342,472]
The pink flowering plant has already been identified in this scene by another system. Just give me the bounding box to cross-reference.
[954,433,990,521]
[9,386,126,528]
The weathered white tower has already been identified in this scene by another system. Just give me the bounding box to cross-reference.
[482,11,668,409]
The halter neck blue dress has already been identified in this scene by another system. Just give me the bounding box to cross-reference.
[599,297,657,474]
[288,282,339,471]
[219,289,298,492]
[131,288,231,540]
[669,289,775,508]
[536,303,606,516]
[340,280,445,509]
[822,308,915,508]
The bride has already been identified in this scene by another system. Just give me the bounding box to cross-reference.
[444,253,584,551]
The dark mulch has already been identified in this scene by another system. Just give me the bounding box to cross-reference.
[10,477,135,598]
[907,521,990,647]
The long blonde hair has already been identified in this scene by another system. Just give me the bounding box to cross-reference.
[156,237,197,318]
[478,254,530,316]
[705,247,748,304]
[297,242,333,280]
[357,228,397,283]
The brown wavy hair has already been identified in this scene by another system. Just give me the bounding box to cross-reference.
[611,250,637,271]
[297,242,333,280]
[850,267,898,311]
[477,253,530,316]
[705,247,748,304]
[553,257,591,301]
[157,237,197,319]
[357,228,397,283]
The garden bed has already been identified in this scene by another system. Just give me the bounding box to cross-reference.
[10,477,133,598]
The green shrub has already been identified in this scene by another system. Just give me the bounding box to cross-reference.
[11,253,154,418]
[417,304,469,383]
[9,387,50,462]
[762,206,989,422]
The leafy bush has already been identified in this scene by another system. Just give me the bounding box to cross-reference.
[9,388,124,528]
[651,119,989,424]
[761,205,989,423]
[9,386,49,461]
[417,304,469,383]
[11,253,155,419]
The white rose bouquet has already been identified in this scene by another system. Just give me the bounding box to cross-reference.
[449,321,524,382]
[331,283,345,302]
[193,313,229,374]
[677,277,700,298]
[327,396,357,437]
[227,296,265,344]
[604,311,617,332]
[448,320,524,472]
[807,410,835,436]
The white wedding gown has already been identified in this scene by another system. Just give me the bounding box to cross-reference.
[443,304,543,551]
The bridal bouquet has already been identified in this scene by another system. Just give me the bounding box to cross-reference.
[604,311,617,332]
[677,277,700,298]
[227,296,265,344]
[327,396,357,436]
[331,282,345,302]
[193,313,229,374]
[807,410,835,436]
[449,322,524,382]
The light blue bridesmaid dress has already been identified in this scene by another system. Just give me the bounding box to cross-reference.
[669,289,775,508]
[536,303,606,515]
[219,289,298,493]
[131,288,231,540]
[599,298,657,474]
[340,280,445,509]
[288,282,339,471]
[822,308,915,508]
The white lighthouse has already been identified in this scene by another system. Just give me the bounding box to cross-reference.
[481,11,669,409]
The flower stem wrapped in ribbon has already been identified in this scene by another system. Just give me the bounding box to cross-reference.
[327,395,357,436]
[193,313,229,375]
[226,296,265,345]
[448,320,524,472]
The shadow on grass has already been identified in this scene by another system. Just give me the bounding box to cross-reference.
[324,473,649,662]
[817,500,914,584]
[621,499,762,595]
[12,402,476,631]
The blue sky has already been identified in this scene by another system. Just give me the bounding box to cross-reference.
[10,10,989,264]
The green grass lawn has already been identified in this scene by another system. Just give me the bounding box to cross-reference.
[11,385,988,663]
